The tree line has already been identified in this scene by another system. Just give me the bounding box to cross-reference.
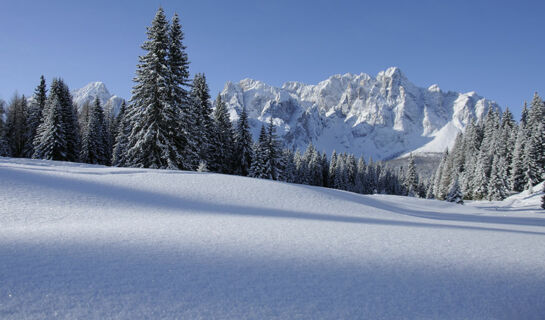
[428,94,545,204]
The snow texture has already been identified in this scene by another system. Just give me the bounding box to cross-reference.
[1,157,544,319]
[220,67,499,160]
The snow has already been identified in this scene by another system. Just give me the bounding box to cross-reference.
[71,82,124,116]
[1,157,544,319]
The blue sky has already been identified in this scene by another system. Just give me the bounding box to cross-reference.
[1,0,543,119]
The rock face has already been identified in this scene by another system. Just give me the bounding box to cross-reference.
[220,67,499,160]
[72,82,124,117]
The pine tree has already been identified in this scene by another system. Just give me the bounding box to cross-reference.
[511,121,527,192]
[190,73,213,163]
[24,75,47,157]
[487,155,509,200]
[405,153,419,197]
[209,94,235,173]
[33,79,67,161]
[80,97,108,164]
[112,101,132,167]
[328,150,337,187]
[446,178,464,204]
[125,8,188,169]
[265,118,282,180]
[249,125,269,179]
[281,148,296,183]
[57,80,81,162]
[0,100,9,156]
[234,105,253,176]
[168,12,196,169]
[5,94,29,157]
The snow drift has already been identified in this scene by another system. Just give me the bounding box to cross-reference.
[1,158,544,319]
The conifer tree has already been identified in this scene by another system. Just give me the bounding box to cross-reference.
[405,153,419,196]
[281,148,296,183]
[56,80,80,162]
[0,100,9,156]
[80,97,107,164]
[249,125,269,179]
[487,155,509,200]
[168,12,196,168]
[5,94,29,157]
[190,73,213,163]
[446,178,463,204]
[511,121,527,192]
[328,150,337,187]
[33,79,67,160]
[234,105,253,176]
[209,94,235,173]
[24,75,47,157]
[112,101,132,166]
[265,118,282,180]
[125,8,190,169]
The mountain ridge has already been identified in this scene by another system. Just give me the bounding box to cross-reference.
[221,67,499,160]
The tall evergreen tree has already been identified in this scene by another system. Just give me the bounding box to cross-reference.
[405,153,419,197]
[24,75,47,157]
[0,100,9,156]
[265,118,282,180]
[125,8,188,169]
[112,101,129,166]
[249,125,269,179]
[190,73,214,163]
[209,94,235,173]
[80,97,108,164]
[56,80,80,162]
[446,178,464,204]
[33,79,67,161]
[234,105,253,176]
[5,94,30,157]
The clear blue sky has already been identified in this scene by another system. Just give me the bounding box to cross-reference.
[1,0,543,119]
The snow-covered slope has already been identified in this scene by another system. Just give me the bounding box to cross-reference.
[72,82,124,116]
[221,67,499,160]
[1,157,544,319]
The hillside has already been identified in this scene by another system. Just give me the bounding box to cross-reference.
[1,158,544,319]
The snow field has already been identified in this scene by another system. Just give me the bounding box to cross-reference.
[1,158,544,319]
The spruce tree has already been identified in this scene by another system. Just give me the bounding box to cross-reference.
[446,178,464,204]
[80,97,107,165]
[281,148,296,183]
[209,94,235,173]
[112,101,130,166]
[168,12,196,169]
[24,75,47,157]
[5,94,29,157]
[511,122,527,192]
[405,153,419,197]
[0,100,9,156]
[125,8,188,169]
[249,125,269,179]
[33,79,67,161]
[57,80,80,162]
[265,118,282,180]
[190,73,213,163]
[487,155,509,200]
[234,105,253,176]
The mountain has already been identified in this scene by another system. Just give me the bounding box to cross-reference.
[220,67,499,160]
[72,82,124,117]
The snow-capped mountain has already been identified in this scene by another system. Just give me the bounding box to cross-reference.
[221,67,499,160]
[72,82,124,117]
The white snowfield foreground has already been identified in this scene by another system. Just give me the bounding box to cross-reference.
[1,158,544,319]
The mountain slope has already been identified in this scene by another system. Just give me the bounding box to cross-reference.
[72,81,124,116]
[1,157,544,319]
[221,67,499,160]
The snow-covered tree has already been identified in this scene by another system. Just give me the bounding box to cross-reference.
[487,155,509,200]
[265,118,282,180]
[80,97,108,165]
[0,100,9,156]
[234,105,253,176]
[32,79,67,161]
[208,94,235,173]
[446,178,464,204]
[190,73,213,163]
[5,94,30,157]
[112,101,130,166]
[24,75,47,157]
[405,153,419,197]
[125,8,189,169]
[249,125,269,179]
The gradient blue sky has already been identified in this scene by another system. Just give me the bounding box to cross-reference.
[1,0,543,119]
